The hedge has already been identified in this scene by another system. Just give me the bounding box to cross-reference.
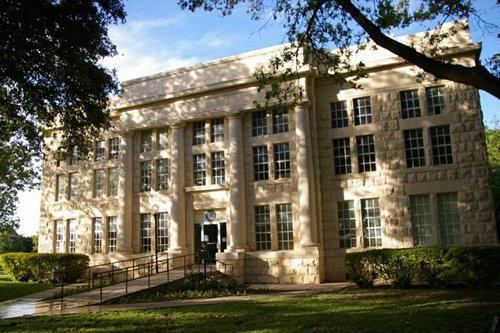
[344,246,500,288]
[0,253,89,283]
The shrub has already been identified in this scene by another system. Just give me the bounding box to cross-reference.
[0,253,89,283]
[344,252,378,288]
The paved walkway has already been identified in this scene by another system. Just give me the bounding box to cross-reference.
[0,272,351,319]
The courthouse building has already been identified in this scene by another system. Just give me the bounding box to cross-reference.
[38,23,498,283]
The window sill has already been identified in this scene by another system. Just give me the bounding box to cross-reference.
[185,184,229,192]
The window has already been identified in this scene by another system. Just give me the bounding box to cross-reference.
[333,138,352,175]
[141,130,152,153]
[108,168,118,196]
[253,146,269,181]
[140,161,152,192]
[410,195,432,246]
[140,214,151,253]
[331,101,348,128]
[68,148,79,166]
[272,109,289,133]
[255,205,271,251]
[338,201,356,248]
[438,192,461,244]
[109,137,119,159]
[94,217,103,254]
[400,90,421,119]
[157,128,168,150]
[362,198,381,247]
[157,159,168,190]
[252,110,267,136]
[426,86,446,115]
[56,174,66,201]
[356,135,376,172]
[193,154,206,186]
[404,129,425,168]
[354,97,372,126]
[192,121,205,145]
[274,143,291,179]
[69,173,78,200]
[211,118,224,142]
[277,203,294,250]
[211,152,225,185]
[68,219,77,253]
[157,212,168,252]
[95,140,105,161]
[108,217,117,253]
[94,169,105,197]
[430,125,453,165]
[55,220,64,253]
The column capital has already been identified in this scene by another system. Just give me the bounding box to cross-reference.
[171,122,186,129]
[228,112,242,120]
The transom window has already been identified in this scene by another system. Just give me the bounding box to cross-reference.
[332,138,352,175]
[253,146,269,181]
[109,137,119,159]
[410,195,432,246]
[331,101,349,128]
[157,159,168,190]
[192,121,205,145]
[274,143,291,179]
[255,205,271,251]
[141,130,152,153]
[404,129,425,168]
[426,86,446,115]
[277,203,294,250]
[252,110,267,136]
[353,97,372,126]
[272,109,289,133]
[338,201,356,248]
[211,152,225,185]
[140,214,151,253]
[438,192,461,244]
[157,128,168,150]
[95,140,105,161]
[140,161,152,192]
[362,198,382,247]
[94,217,103,254]
[193,154,206,186]
[400,89,421,119]
[211,118,225,142]
[356,135,376,173]
[430,125,453,165]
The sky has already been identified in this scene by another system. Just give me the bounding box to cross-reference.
[16,0,499,236]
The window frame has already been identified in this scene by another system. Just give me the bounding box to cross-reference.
[210,118,225,142]
[274,142,291,179]
[356,135,377,173]
[211,151,225,185]
[400,89,421,119]
[272,109,289,134]
[430,125,453,165]
[255,205,271,251]
[252,110,267,136]
[333,138,352,175]
[193,154,207,186]
[353,97,372,126]
[331,101,349,128]
[276,203,294,250]
[404,128,426,168]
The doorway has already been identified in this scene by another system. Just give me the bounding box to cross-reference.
[194,221,227,263]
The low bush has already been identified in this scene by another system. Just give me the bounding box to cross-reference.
[0,253,89,283]
[344,246,500,289]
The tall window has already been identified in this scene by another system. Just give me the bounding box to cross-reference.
[68,148,79,165]
[253,146,269,181]
[69,173,78,200]
[410,195,432,246]
[362,198,381,247]
[331,101,348,128]
[157,212,168,252]
[272,109,289,133]
[108,138,119,160]
[94,217,103,253]
[94,169,105,197]
[157,159,168,190]
[255,205,271,251]
[140,214,151,253]
[211,118,224,142]
[404,129,425,168]
[108,217,117,253]
[192,121,205,145]
[211,152,225,185]
[55,220,64,253]
[356,135,376,172]
[426,86,446,115]
[353,97,372,126]
[95,140,105,161]
[274,143,291,179]
[157,128,168,150]
[252,110,267,136]
[193,154,206,186]
[108,168,118,196]
[333,138,352,175]
[430,125,453,165]
[338,201,356,248]
[68,219,77,253]
[140,161,152,192]
[438,192,461,244]
[141,130,152,153]
[56,174,66,201]
[277,203,294,250]
[400,90,421,119]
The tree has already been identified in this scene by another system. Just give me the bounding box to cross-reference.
[0,0,126,230]
[178,0,499,100]
[485,127,500,238]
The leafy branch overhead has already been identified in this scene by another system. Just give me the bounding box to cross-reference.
[179,0,500,101]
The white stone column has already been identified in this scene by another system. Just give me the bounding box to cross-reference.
[169,123,186,251]
[295,103,317,246]
[117,132,133,253]
[228,114,248,251]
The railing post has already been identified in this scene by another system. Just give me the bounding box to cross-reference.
[111,265,115,285]
[125,267,129,294]
[60,270,64,307]
[147,262,151,287]
[100,273,103,304]
[88,267,91,290]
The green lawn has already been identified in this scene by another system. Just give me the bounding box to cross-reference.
[1,287,499,332]
[0,274,53,302]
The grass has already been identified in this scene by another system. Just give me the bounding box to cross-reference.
[1,287,499,332]
[0,273,53,302]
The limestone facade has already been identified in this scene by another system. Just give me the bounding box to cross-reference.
[38,23,498,283]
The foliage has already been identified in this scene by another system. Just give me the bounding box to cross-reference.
[0,0,126,229]
[179,0,500,107]
[485,128,500,238]
[344,246,500,288]
[0,253,89,283]
[0,234,25,253]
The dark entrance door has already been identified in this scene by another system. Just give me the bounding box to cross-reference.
[194,222,227,263]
